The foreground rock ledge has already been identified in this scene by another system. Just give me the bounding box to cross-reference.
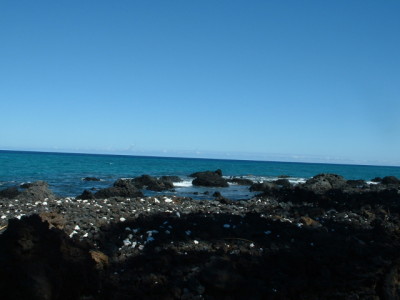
[0,176,400,299]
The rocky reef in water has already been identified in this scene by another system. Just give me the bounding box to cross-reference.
[0,172,400,299]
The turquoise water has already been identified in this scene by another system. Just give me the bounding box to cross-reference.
[1,150,399,199]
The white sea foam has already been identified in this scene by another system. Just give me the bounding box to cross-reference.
[173,180,192,187]
[237,175,307,185]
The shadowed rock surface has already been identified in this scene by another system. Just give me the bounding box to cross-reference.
[191,170,229,187]
[0,214,98,300]
[132,175,174,191]
[228,178,254,185]
[1,173,400,299]
[94,179,143,199]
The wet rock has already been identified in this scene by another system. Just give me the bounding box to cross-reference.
[160,176,182,183]
[132,175,174,191]
[228,178,254,185]
[83,177,101,182]
[249,181,277,192]
[278,175,291,178]
[191,170,229,187]
[274,179,292,188]
[372,177,383,183]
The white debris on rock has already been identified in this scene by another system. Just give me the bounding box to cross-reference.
[120,217,126,222]
[123,239,132,246]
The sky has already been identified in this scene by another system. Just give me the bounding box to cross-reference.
[0,1,399,166]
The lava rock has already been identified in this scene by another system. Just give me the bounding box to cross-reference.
[228,178,254,185]
[160,176,182,183]
[19,181,56,202]
[0,186,20,199]
[94,179,143,199]
[249,181,277,192]
[0,214,98,300]
[346,180,367,188]
[83,177,101,182]
[302,174,346,193]
[274,179,292,188]
[371,177,383,183]
[381,176,400,185]
[77,189,95,200]
[191,170,229,187]
[132,175,174,191]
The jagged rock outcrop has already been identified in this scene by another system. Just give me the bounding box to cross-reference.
[132,175,174,191]
[191,170,229,187]
[0,214,98,300]
[94,179,143,199]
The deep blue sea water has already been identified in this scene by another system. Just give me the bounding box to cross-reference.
[1,150,400,200]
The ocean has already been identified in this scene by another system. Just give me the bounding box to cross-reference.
[1,150,399,200]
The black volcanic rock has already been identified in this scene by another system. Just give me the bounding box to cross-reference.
[19,181,56,202]
[2,173,400,299]
[371,177,383,183]
[190,169,223,178]
[0,186,20,199]
[274,179,292,188]
[346,179,367,188]
[228,178,254,185]
[83,177,101,182]
[381,176,400,185]
[249,181,277,192]
[132,175,174,191]
[94,179,143,199]
[302,174,346,193]
[77,189,95,200]
[0,214,98,300]
[191,170,229,187]
[160,176,182,183]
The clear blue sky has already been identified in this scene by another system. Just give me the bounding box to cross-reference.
[1,0,399,166]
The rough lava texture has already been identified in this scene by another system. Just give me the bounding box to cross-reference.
[191,169,229,187]
[1,174,400,299]
[0,214,98,300]
[94,179,143,199]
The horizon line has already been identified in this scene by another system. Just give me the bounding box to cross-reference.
[1,148,399,169]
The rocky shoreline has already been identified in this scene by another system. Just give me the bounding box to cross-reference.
[1,171,400,299]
